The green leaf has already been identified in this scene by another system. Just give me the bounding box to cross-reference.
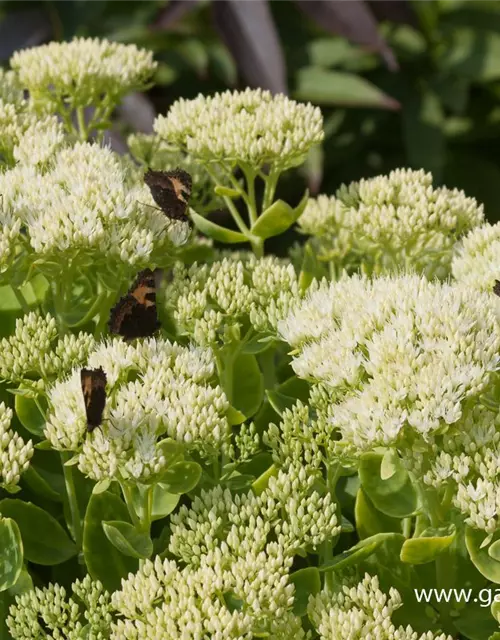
[83,491,138,592]
[355,488,401,540]
[380,449,398,481]
[359,452,419,518]
[453,597,500,640]
[250,190,309,240]
[191,211,248,244]
[0,499,76,566]
[102,521,153,560]
[214,185,241,199]
[266,390,297,417]
[226,405,246,426]
[298,241,326,291]
[92,479,111,494]
[402,84,445,181]
[160,461,202,494]
[14,394,46,436]
[156,439,184,468]
[0,518,23,591]
[320,533,405,572]
[251,464,278,496]
[290,567,321,616]
[295,67,400,109]
[276,376,310,402]
[230,353,264,420]
[21,465,62,502]
[241,334,274,355]
[151,485,180,521]
[466,527,500,583]
[400,525,456,565]
[440,27,500,82]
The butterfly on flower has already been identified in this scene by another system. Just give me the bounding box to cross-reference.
[108,268,161,340]
[144,168,192,222]
[80,367,107,432]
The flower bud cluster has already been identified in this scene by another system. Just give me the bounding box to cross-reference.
[299,169,483,278]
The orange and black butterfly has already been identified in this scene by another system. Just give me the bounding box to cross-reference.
[80,367,107,432]
[108,268,161,340]
[144,168,192,222]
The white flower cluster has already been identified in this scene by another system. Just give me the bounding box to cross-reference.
[7,575,112,640]
[308,573,453,640]
[154,87,324,170]
[167,255,300,346]
[128,132,223,213]
[0,68,63,167]
[0,141,190,267]
[299,169,483,278]
[45,338,230,481]
[279,274,500,454]
[112,464,337,638]
[0,312,94,385]
[11,37,156,112]
[169,464,339,564]
[0,402,33,490]
[452,222,500,292]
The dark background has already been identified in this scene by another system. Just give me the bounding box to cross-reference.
[2,0,500,222]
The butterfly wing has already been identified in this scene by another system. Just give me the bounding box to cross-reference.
[144,169,192,221]
[80,367,107,432]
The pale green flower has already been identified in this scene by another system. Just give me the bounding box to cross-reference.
[0,402,33,491]
[308,573,453,640]
[45,338,230,481]
[11,37,156,115]
[7,576,112,640]
[299,169,483,278]
[0,312,94,385]
[0,142,190,288]
[280,274,500,454]
[155,87,323,170]
[452,222,500,292]
[166,255,300,346]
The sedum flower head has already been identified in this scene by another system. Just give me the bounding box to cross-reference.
[154,87,323,170]
[0,402,33,491]
[279,274,500,455]
[299,169,483,278]
[452,221,500,292]
[0,141,190,273]
[7,575,112,640]
[166,255,300,346]
[45,338,230,481]
[112,465,335,638]
[11,37,156,112]
[0,312,94,385]
[0,68,23,104]
[308,573,453,640]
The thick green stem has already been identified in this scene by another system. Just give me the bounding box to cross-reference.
[12,286,30,313]
[76,106,88,142]
[61,452,83,549]
[262,168,280,212]
[323,463,342,590]
[222,195,250,235]
[121,483,141,529]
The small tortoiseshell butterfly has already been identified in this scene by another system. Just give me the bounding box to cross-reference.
[144,168,192,222]
[108,268,161,340]
[80,367,107,432]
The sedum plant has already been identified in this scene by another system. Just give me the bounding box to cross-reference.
[2,35,500,640]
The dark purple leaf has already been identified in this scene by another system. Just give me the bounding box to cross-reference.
[368,0,417,27]
[212,0,287,95]
[0,10,52,61]
[152,0,198,30]
[295,0,398,72]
